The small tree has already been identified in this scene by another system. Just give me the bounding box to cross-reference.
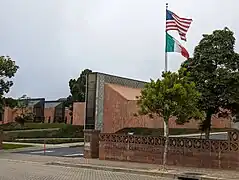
[137,69,203,167]
[181,27,239,139]
[15,95,34,125]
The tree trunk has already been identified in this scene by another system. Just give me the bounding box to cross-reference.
[205,112,212,140]
[163,120,169,169]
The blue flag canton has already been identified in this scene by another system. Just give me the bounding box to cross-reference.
[166,10,174,20]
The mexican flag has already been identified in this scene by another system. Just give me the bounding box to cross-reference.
[166,32,189,59]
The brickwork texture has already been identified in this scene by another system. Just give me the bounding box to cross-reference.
[99,130,239,170]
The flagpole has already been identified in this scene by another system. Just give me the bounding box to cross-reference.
[165,3,168,72]
[164,3,168,137]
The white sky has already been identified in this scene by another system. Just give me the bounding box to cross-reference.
[0,0,238,99]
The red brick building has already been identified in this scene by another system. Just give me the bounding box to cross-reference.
[0,72,232,132]
[84,72,231,133]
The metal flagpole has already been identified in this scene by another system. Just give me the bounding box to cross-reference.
[165,3,168,73]
[164,3,169,137]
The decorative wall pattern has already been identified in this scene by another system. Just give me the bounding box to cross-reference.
[99,130,239,170]
[95,74,105,130]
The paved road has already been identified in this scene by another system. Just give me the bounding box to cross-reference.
[170,132,228,140]
[190,133,228,140]
[14,147,84,158]
[0,159,170,180]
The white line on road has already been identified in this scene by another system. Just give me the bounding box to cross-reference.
[30,150,55,154]
[63,153,84,157]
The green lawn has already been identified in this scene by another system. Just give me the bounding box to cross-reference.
[1,123,84,141]
[0,122,82,131]
[13,138,84,144]
[2,144,33,150]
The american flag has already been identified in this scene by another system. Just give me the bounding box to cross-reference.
[166,9,192,41]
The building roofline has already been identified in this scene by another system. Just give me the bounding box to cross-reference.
[91,72,147,84]
[45,100,62,103]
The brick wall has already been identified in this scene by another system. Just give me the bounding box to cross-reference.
[65,108,71,124]
[2,107,13,124]
[103,84,231,133]
[2,107,36,124]
[103,84,163,133]
[99,130,239,170]
[72,102,85,125]
[44,107,55,123]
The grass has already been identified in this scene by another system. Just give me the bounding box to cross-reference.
[116,127,231,136]
[1,123,84,141]
[2,144,33,150]
[12,138,84,144]
[0,122,76,131]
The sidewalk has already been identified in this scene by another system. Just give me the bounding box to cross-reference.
[0,153,238,180]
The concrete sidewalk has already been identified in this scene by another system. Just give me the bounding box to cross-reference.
[0,153,238,180]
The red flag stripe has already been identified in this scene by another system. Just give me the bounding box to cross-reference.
[172,13,192,23]
[166,21,190,29]
[166,23,188,33]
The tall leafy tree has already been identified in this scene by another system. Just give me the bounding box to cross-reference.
[137,69,203,167]
[0,56,19,112]
[181,27,239,139]
[66,69,92,116]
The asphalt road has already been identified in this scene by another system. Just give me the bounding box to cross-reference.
[189,133,228,140]
[14,147,84,158]
[0,159,171,180]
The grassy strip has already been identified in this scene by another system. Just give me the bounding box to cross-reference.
[3,125,84,141]
[116,127,231,136]
[12,138,84,144]
[2,144,33,150]
[0,122,80,131]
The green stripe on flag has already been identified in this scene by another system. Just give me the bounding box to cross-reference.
[165,33,175,52]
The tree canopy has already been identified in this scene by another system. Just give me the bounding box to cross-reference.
[65,69,92,116]
[0,56,19,112]
[137,69,203,166]
[181,27,239,138]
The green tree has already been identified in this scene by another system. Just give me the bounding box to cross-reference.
[137,69,203,167]
[0,56,19,112]
[181,27,239,139]
[15,95,35,125]
[66,69,92,116]
[3,97,18,108]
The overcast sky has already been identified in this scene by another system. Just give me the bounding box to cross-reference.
[0,0,238,100]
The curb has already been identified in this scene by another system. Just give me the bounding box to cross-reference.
[46,162,225,180]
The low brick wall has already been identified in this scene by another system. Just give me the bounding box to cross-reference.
[99,130,239,170]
